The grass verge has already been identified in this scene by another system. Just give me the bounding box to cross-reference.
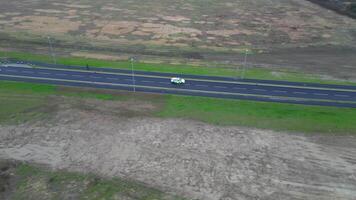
[1,50,356,86]
[0,81,355,134]
[0,160,184,200]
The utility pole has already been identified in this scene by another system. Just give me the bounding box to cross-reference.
[241,49,248,79]
[47,36,57,64]
[130,57,136,92]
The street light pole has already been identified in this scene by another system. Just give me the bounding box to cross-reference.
[241,49,248,79]
[47,36,57,64]
[130,57,136,92]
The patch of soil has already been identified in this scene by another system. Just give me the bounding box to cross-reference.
[10,16,80,34]
[0,96,355,200]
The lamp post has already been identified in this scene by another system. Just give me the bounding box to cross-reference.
[130,57,136,92]
[47,36,57,64]
[241,49,248,79]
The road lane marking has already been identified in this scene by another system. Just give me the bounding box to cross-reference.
[23,71,34,74]
[56,73,66,76]
[274,90,287,93]
[315,93,328,96]
[39,72,50,75]
[293,92,307,95]
[6,69,17,72]
[141,80,153,83]
[254,89,266,92]
[335,94,349,97]
[214,86,227,89]
[196,84,208,87]
[106,77,118,81]
[91,76,101,79]
[234,87,246,90]
[1,74,355,105]
[73,75,84,78]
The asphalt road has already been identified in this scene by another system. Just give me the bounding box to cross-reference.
[0,62,356,108]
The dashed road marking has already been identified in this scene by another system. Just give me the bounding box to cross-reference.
[335,94,349,97]
[6,69,17,72]
[254,89,267,92]
[293,92,307,95]
[274,90,287,93]
[214,86,227,89]
[315,93,328,96]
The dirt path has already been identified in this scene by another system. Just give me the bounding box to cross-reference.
[0,99,356,200]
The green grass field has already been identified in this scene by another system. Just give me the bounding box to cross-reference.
[1,80,355,134]
[3,161,184,200]
[1,51,356,86]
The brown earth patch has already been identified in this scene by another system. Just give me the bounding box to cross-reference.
[10,16,80,34]
[52,3,92,9]
[159,15,191,22]
[71,51,129,61]
[206,29,254,37]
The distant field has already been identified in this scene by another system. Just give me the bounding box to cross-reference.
[1,0,354,51]
[1,0,356,79]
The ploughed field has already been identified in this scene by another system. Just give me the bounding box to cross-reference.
[0,0,356,78]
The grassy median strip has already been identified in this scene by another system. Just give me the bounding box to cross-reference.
[1,50,356,85]
[0,81,356,133]
[0,161,184,200]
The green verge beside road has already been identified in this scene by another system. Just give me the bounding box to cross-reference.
[1,51,356,86]
[0,81,355,134]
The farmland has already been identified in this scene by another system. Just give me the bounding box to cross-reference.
[1,0,356,78]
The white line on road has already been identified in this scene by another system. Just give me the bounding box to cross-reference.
[314,93,328,96]
[91,76,101,79]
[6,69,17,72]
[73,75,84,78]
[254,89,267,92]
[56,73,66,76]
[106,77,118,80]
[335,94,350,97]
[196,84,208,87]
[141,80,153,83]
[214,86,227,89]
[274,90,287,93]
[293,92,307,95]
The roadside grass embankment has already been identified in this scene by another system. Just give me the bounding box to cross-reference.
[0,160,184,200]
[1,51,356,86]
[1,81,355,134]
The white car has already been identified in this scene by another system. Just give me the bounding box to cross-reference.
[170,77,185,84]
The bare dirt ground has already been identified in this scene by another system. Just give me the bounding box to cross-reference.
[0,97,355,200]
